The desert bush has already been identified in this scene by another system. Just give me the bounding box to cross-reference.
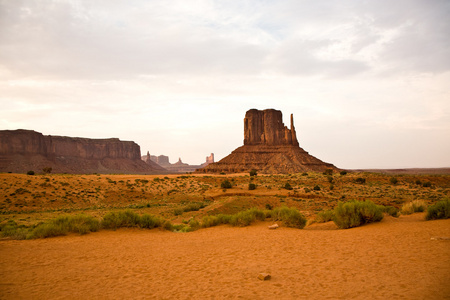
[31,214,100,238]
[0,220,29,240]
[401,200,427,215]
[425,199,450,220]
[315,210,334,223]
[42,167,52,174]
[139,214,162,229]
[271,206,307,228]
[313,185,321,191]
[229,208,266,227]
[378,205,400,217]
[248,183,256,190]
[333,200,383,229]
[101,210,141,229]
[201,214,231,228]
[249,169,257,176]
[323,168,333,175]
[422,181,432,188]
[390,177,399,185]
[27,170,35,175]
[283,183,293,190]
[340,170,347,176]
[221,180,232,189]
[355,177,366,184]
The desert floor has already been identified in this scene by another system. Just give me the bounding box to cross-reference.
[0,213,449,300]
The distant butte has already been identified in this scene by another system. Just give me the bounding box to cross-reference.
[197,109,337,174]
[0,129,167,174]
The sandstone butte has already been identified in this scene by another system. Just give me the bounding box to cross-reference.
[0,129,166,174]
[197,108,337,174]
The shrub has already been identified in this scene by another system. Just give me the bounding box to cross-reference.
[313,185,321,191]
[422,181,432,188]
[265,203,273,210]
[27,170,35,175]
[249,169,257,177]
[221,180,232,189]
[248,183,256,190]
[333,200,383,229]
[401,200,427,215]
[31,214,100,238]
[283,183,293,190]
[327,176,333,183]
[101,210,141,229]
[390,177,398,185]
[340,170,347,176]
[229,208,266,227]
[316,210,334,223]
[355,177,366,184]
[139,214,162,229]
[323,168,333,175]
[201,214,231,228]
[378,205,400,217]
[271,207,307,229]
[426,199,450,220]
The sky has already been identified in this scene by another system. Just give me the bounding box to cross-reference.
[1,0,449,169]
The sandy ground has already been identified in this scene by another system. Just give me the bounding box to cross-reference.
[1,213,449,300]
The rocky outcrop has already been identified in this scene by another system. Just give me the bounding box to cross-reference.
[142,152,214,174]
[0,130,167,174]
[197,109,336,174]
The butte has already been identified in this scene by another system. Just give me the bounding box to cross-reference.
[197,108,337,174]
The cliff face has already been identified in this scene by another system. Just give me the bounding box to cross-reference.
[197,109,336,174]
[244,109,299,146]
[0,130,166,174]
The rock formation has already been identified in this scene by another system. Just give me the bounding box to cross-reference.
[142,152,214,173]
[0,130,167,174]
[197,109,336,174]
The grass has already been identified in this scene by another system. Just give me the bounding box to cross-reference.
[426,199,450,220]
[333,200,384,229]
[269,206,307,228]
[102,210,161,230]
[401,200,427,215]
[315,209,334,223]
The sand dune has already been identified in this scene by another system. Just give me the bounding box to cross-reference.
[1,213,449,299]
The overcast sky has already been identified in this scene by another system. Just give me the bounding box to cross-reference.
[1,0,449,169]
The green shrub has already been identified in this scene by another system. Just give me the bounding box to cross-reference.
[248,183,256,190]
[390,177,399,185]
[355,177,366,184]
[249,169,257,176]
[27,170,35,175]
[271,207,307,228]
[379,205,400,217]
[333,200,383,229]
[426,199,450,220]
[283,183,293,190]
[316,210,334,223]
[101,210,141,229]
[313,185,321,191]
[221,180,232,189]
[323,168,333,175]
[422,181,432,188]
[201,214,231,228]
[31,214,100,238]
[401,200,427,215]
[139,214,162,229]
[229,208,266,227]
[340,170,347,176]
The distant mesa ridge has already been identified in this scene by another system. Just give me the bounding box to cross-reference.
[0,129,166,174]
[197,108,337,174]
[142,151,214,173]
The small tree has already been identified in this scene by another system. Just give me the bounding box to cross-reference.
[221,180,232,189]
[249,169,257,177]
[26,170,35,175]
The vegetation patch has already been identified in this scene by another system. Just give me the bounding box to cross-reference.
[426,199,450,220]
[401,200,427,215]
[333,200,384,229]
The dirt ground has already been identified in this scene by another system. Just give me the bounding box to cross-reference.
[1,213,449,299]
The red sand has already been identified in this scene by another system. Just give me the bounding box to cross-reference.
[1,213,449,299]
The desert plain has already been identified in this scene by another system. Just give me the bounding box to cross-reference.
[0,171,449,299]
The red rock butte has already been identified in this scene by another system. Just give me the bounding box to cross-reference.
[197,109,337,174]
